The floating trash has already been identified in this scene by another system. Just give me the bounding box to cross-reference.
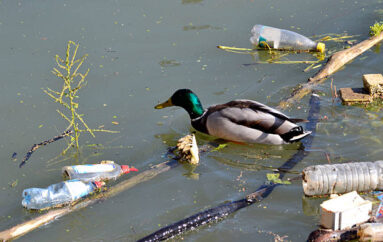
[22,180,104,210]
[303,161,383,196]
[250,24,325,53]
[176,134,199,165]
[63,160,138,182]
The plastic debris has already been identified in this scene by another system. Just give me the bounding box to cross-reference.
[22,179,104,210]
[376,202,383,219]
[358,223,383,241]
[320,191,372,230]
[302,161,383,196]
[176,134,199,165]
[250,24,325,53]
[62,160,138,182]
[373,191,383,219]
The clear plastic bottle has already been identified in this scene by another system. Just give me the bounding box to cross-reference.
[62,161,138,182]
[302,161,383,196]
[250,24,325,53]
[358,223,383,241]
[22,179,104,210]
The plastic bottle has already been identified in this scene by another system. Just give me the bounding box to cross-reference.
[62,161,138,182]
[250,24,325,53]
[302,161,383,196]
[22,179,104,210]
[358,223,383,241]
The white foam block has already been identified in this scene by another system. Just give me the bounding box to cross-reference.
[320,191,372,230]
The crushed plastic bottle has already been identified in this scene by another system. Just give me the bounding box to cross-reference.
[62,161,138,182]
[22,179,104,210]
[250,24,325,53]
[358,223,383,241]
[302,161,383,196]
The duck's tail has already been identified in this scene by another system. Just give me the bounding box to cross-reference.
[280,126,311,143]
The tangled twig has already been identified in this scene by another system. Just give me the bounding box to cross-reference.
[19,130,73,168]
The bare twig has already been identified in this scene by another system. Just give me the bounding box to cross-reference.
[19,130,73,168]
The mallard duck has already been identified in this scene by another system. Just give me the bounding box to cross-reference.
[154,89,311,145]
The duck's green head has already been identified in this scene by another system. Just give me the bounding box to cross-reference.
[155,89,204,119]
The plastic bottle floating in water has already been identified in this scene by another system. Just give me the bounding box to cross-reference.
[62,161,138,182]
[302,160,383,196]
[250,24,325,53]
[22,180,104,210]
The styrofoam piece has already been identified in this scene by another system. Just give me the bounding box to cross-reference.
[363,73,383,95]
[320,191,372,230]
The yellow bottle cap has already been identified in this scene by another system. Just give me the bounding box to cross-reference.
[316,42,325,53]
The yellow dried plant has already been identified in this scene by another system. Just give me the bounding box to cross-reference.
[44,41,117,154]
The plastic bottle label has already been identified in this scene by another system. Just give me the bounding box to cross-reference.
[73,164,116,174]
[65,180,91,200]
[376,202,383,218]
[258,36,267,47]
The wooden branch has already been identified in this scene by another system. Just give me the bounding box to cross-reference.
[0,160,178,241]
[19,130,73,168]
[279,32,383,109]
[307,227,359,242]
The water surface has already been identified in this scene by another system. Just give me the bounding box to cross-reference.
[0,0,382,241]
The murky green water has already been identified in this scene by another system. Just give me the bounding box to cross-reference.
[0,0,383,241]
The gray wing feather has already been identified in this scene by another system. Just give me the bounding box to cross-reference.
[234,99,291,120]
[215,105,297,134]
[206,112,286,145]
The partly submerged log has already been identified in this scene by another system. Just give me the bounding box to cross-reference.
[306,227,359,242]
[306,222,383,241]
[0,159,178,241]
[279,32,383,109]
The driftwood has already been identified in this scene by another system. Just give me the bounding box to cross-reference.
[0,160,178,241]
[278,32,383,109]
[306,227,359,242]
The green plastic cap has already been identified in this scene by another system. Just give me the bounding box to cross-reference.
[316,42,325,53]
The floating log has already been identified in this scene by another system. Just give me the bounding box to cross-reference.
[307,227,359,242]
[307,222,383,241]
[279,32,383,109]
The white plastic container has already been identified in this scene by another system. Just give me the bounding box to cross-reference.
[250,25,325,53]
[22,179,104,210]
[320,191,372,230]
[62,161,138,182]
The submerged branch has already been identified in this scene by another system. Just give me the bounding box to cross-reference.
[19,130,73,168]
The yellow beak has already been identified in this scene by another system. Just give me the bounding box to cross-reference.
[154,98,173,109]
